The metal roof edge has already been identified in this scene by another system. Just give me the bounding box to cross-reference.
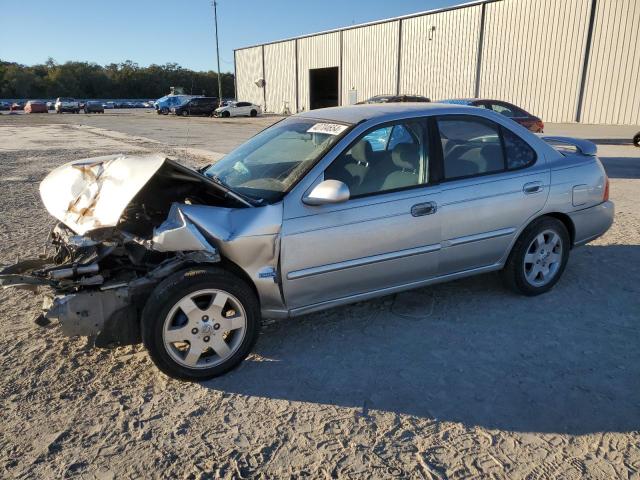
[234,0,501,52]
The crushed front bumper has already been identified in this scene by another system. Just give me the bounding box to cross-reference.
[1,250,221,348]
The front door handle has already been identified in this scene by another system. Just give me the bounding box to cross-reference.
[523,181,543,194]
[411,202,437,217]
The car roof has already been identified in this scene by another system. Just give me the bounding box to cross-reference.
[296,102,477,124]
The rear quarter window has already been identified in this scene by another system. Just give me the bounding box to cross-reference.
[503,129,537,169]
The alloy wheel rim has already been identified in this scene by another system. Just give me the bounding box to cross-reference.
[162,289,247,369]
[523,229,563,287]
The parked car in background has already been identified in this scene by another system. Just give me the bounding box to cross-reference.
[358,94,431,104]
[24,101,48,113]
[0,101,11,111]
[55,98,80,114]
[47,101,55,110]
[155,94,194,114]
[439,98,544,133]
[84,101,105,114]
[10,102,25,111]
[172,97,219,117]
[0,103,614,381]
[103,102,115,109]
[214,101,261,118]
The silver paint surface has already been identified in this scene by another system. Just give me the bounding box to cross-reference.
[35,104,615,319]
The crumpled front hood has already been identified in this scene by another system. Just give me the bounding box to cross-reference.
[39,153,166,235]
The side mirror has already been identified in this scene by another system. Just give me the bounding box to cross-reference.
[303,180,350,206]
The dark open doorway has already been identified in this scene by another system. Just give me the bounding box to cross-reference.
[309,67,339,110]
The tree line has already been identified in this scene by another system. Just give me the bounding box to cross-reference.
[0,58,236,99]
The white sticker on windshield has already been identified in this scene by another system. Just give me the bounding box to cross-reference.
[307,123,348,136]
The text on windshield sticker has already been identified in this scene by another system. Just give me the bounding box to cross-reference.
[307,123,348,135]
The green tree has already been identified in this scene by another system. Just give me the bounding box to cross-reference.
[0,59,235,99]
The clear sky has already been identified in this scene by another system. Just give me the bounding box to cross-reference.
[2,0,466,73]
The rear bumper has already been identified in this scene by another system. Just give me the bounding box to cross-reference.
[569,201,614,246]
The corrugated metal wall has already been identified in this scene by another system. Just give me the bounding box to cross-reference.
[264,41,296,114]
[341,22,399,104]
[235,46,264,107]
[400,5,481,100]
[296,32,340,112]
[581,0,640,125]
[480,0,591,123]
[235,0,640,125]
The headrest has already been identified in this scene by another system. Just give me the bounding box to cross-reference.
[351,140,373,163]
[392,143,420,171]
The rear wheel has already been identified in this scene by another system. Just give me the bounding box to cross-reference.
[250,109,257,117]
[142,267,260,381]
[222,111,230,118]
[633,131,640,147]
[501,217,570,296]
[182,110,189,117]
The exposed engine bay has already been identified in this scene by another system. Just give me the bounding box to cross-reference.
[0,154,252,347]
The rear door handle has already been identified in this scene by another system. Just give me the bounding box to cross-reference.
[411,202,437,217]
[523,181,543,194]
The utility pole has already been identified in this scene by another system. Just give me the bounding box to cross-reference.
[213,0,223,102]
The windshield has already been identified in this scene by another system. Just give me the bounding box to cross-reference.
[204,117,350,203]
[176,96,193,106]
[368,95,393,103]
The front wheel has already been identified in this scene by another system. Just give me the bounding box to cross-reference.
[181,110,189,117]
[501,217,570,296]
[250,109,257,117]
[633,131,640,147]
[142,267,261,381]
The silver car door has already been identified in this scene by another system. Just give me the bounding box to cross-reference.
[280,119,441,310]
[434,115,550,274]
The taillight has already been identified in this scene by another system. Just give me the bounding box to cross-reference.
[603,176,610,201]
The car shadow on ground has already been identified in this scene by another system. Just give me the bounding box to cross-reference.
[203,244,640,435]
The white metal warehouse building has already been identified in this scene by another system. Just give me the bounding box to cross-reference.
[234,0,640,125]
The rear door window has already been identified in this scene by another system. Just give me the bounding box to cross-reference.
[437,117,505,180]
[491,103,519,118]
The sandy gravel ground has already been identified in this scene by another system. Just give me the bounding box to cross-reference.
[0,118,639,479]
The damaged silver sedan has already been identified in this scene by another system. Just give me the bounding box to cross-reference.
[1,104,614,380]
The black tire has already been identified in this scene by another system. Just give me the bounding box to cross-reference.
[181,110,189,117]
[222,111,230,118]
[633,132,640,148]
[141,267,261,381]
[250,109,257,117]
[500,216,570,296]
